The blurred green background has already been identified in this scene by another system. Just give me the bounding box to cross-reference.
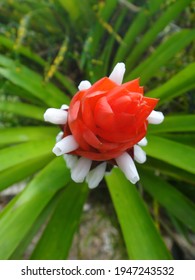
[0,0,195,260]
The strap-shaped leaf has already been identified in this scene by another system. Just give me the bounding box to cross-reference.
[0,139,54,172]
[0,157,70,259]
[126,29,195,83]
[0,35,76,94]
[148,115,195,134]
[0,101,46,121]
[0,126,58,145]
[139,169,195,232]
[113,0,165,65]
[31,182,88,260]
[146,62,195,104]
[125,0,193,72]
[144,136,195,174]
[0,55,69,107]
[143,157,195,185]
[10,193,61,260]
[106,168,172,259]
[0,155,53,192]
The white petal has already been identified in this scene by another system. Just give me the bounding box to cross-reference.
[56,131,63,142]
[78,80,91,91]
[147,110,164,124]
[138,137,148,146]
[63,154,78,169]
[52,135,79,156]
[109,62,126,85]
[60,104,69,110]
[44,108,68,124]
[115,152,140,184]
[86,162,107,189]
[134,145,146,164]
[71,157,92,183]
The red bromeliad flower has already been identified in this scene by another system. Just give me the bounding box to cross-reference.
[44,63,164,188]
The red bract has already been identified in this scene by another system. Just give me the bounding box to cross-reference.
[64,77,158,161]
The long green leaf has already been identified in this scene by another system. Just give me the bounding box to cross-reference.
[106,168,171,259]
[9,192,61,260]
[113,0,165,65]
[142,157,195,185]
[0,55,69,107]
[0,35,76,94]
[92,8,127,79]
[0,155,53,191]
[162,134,195,147]
[140,169,195,232]
[146,63,195,105]
[0,101,46,121]
[125,0,193,72]
[148,115,195,134]
[31,181,88,260]
[0,139,54,172]
[144,136,195,174]
[0,126,58,145]
[126,29,195,83]
[0,157,70,259]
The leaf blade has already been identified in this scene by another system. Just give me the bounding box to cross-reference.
[140,169,195,232]
[144,136,195,174]
[106,168,172,259]
[31,182,88,260]
[0,157,71,259]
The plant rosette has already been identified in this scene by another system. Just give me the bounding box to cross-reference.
[44,63,164,189]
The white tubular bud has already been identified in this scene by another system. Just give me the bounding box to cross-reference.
[63,154,78,169]
[52,135,79,156]
[109,62,126,85]
[56,131,64,142]
[116,152,140,184]
[78,80,91,91]
[147,110,164,124]
[71,157,92,183]
[86,162,107,189]
[60,104,69,110]
[134,145,146,164]
[138,137,148,146]
[44,108,68,124]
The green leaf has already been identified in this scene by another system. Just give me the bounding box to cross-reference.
[0,55,69,107]
[125,0,193,72]
[146,63,195,104]
[162,134,195,147]
[0,126,58,145]
[0,101,46,121]
[142,157,195,185]
[82,0,118,80]
[0,35,76,94]
[148,115,195,134]
[139,169,195,232]
[0,35,45,66]
[126,30,195,84]
[0,155,53,192]
[0,157,71,259]
[92,8,127,79]
[106,168,171,259]
[113,0,165,65]
[0,139,54,172]
[31,182,88,259]
[9,192,61,259]
[144,136,195,174]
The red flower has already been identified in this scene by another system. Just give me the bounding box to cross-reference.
[67,77,158,161]
[44,63,164,188]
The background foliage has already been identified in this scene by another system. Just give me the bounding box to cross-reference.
[0,0,195,259]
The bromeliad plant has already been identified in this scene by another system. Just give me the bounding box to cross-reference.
[0,0,195,260]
